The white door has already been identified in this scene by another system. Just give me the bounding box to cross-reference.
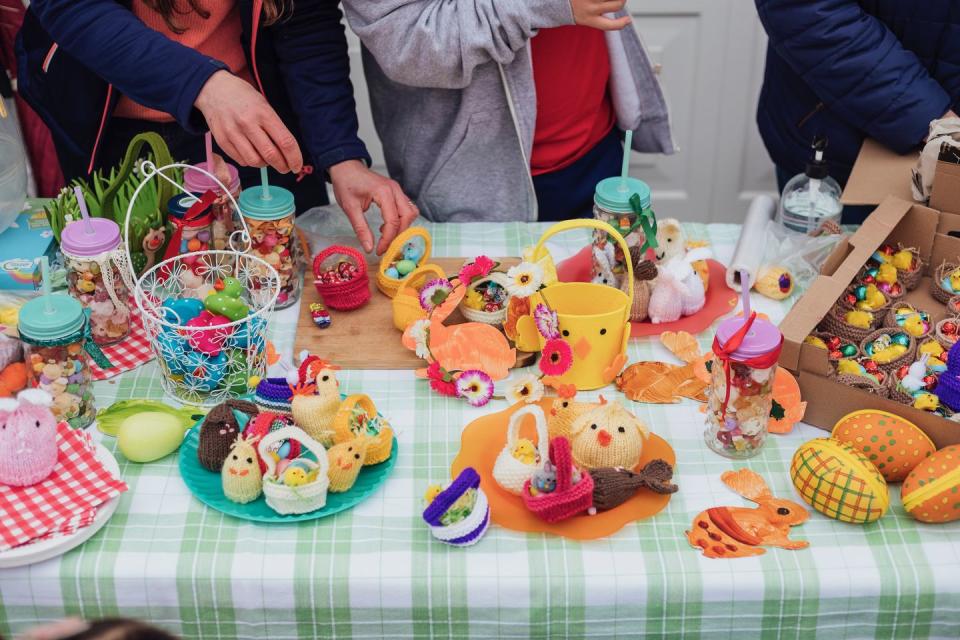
[344,0,777,224]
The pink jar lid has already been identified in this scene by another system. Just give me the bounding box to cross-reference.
[183,161,240,195]
[715,315,783,360]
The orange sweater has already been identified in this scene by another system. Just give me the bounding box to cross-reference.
[115,0,252,122]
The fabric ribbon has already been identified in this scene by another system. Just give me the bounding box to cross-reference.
[710,312,781,422]
[164,190,216,262]
[629,194,659,256]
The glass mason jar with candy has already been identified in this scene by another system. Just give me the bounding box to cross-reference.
[183,159,240,251]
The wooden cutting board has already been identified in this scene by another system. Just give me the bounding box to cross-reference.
[294,257,534,370]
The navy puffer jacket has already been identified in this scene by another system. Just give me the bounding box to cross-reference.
[755,0,960,186]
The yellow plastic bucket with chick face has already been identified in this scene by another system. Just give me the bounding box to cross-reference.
[517,219,633,390]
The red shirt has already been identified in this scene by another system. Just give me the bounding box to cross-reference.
[529,26,616,176]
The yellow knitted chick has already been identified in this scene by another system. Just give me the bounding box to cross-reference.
[291,357,342,446]
[547,396,601,441]
[282,459,319,487]
[326,437,371,493]
[569,401,649,470]
[511,438,538,465]
[876,263,898,285]
[845,310,874,329]
[221,436,262,504]
[891,250,915,271]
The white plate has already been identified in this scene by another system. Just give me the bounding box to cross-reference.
[0,444,122,569]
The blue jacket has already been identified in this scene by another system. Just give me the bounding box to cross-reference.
[16,0,370,180]
[755,0,960,186]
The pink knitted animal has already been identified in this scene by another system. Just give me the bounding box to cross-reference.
[0,389,59,486]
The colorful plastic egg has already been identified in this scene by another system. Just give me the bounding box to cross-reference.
[117,411,188,463]
[791,438,889,524]
[901,446,960,523]
[831,410,936,482]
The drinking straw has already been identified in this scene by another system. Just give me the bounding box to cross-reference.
[204,131,214,170]
[619,130,634,192]
[73,185,96,235]
[260,167,271,200]
[739,268,751,320]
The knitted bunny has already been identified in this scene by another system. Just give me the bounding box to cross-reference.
[0,389,59,487]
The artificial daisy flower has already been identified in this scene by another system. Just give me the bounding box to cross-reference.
[522,246,558,287]
[506,262,544,298]
[540,338,573,377]
[410,319,431,359]
[506,373,545,405]
[427,362,458,397]
[419,278,454,311]
[458,255,496,285]
[534,303,560,339]
[456,370,494,407]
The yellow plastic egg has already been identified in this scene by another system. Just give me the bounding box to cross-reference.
[845,310,874,329]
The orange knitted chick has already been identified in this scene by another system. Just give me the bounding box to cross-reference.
[569,401,649,470]
[290,353,341,446]
[326,437,370,493]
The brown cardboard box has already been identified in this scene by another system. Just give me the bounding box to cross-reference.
[779,140,960,448]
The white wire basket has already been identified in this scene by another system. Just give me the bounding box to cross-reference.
[123,161,281,405]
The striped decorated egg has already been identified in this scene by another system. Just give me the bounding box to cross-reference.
[831,410,935,482]
[901,445,960,524]
[791,438,889,524]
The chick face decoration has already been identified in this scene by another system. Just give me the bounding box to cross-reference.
[327,437,371,493]
[569,401,649,470]
[222,435,263,504]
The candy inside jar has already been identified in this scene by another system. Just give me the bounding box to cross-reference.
[183,159,241,251]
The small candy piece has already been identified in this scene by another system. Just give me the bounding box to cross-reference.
[862,359,880,374]
[187,238,202,252]
[844,293,858,306]
[942,321,958,335]
[310,302,331,329]
[385,266,400,279]
[890,332,911,347]
[840,344,858,357]
[854,285,868,301]
[896,364,910,380]
[862,274,876,285]
[922,375,938,391]
[828,350,843,360]
[826,336,841,351]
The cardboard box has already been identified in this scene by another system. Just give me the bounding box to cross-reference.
[0,203,56,290]
[780,140,960,448]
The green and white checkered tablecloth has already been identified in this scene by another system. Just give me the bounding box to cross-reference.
[2,222,959,639]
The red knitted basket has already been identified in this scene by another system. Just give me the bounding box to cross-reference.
[522,437,594,523]
[312,245,371,311]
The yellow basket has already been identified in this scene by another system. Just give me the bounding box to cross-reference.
[376,227,432,298]
[332,394,394,465]
[516,219,633,390]
[391,263,447,331]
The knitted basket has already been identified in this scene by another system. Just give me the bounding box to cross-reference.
[259,426,329,515]
[833,369,889,398]
[376,227,432,298]
[312,245,371,311]
[423,467,490,546]
[332,394,394,465]
[806,331,860,361]
[931,261,960,304]
[883,302,931,340]
[244,411,301,474]
[895,245,924,291]
[859,328,917,375]
[949,296,960,316]
[391,263,447,331]
[819,304,877,345]
[935,317,960,351]
[459,272,511,325]
[254,377,294,417]
[838,284,890,314]
[493,405,550,495]
[522,437,595,523]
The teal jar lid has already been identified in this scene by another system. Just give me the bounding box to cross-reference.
[594,176,652,214]
[238,185,296,220]
[19,293,85,341]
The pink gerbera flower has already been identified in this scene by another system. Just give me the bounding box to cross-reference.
[540,339,573,377]
[427,361,459,397]
[458,255,495,285]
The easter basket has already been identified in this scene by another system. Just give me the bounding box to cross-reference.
[332,394,394,465]
[376,227,432,298]
[894,245,924,291]
[422,467,490,547]
[832,363,889,398]
[807,331,860,361]
[312,245,371,311]
[948,296,960,316]
[259,426,330,515]
[883,302,932,340]
[459,272,511,325]
[493,404,550,495]
[858,328,917,375]
[857,265,905,300]
[522,437,595,523]
[935,316,960,351]
[837,283,891,314]
[391,263,447,331]
[819,303,878,345]
[123,161,280,406]
[931,261,960,305]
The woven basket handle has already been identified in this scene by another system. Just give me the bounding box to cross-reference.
[550,437,575,492]
[422,467,481,527]
[380,227,432,276]
[504,405,550,465]
[313,245,368,279]
[399,263,447,294]
[258,426,329,480]
[531,219,634,308]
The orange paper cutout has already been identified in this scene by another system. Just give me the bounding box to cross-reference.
[451,399,675,540]
[616,361,707,403]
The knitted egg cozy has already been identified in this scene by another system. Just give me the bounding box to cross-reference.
[221,436,263,504]
[254,377,294,417]
[423,467,490,547]
[326,437,370,493]
[197,399,259,472]
[0,389,59,487]
[934,341,960,412]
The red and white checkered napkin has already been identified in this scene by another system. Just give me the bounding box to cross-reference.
[91,298,155,380]
[0,423,128,551]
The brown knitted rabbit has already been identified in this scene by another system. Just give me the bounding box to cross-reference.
[198,399,259,471]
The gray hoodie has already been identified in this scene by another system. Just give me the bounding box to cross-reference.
[342,1,675,222]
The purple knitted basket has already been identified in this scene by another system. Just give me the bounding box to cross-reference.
[423,467,489,546]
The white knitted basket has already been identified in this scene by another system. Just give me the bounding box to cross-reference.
[427,490,490,546]
[493,404,549,495]
[459,273,511,325]
[259,426,330,515]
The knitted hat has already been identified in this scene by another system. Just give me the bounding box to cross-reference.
[197,399,259,472]
[0,389,58,487]
[255,377,295,417]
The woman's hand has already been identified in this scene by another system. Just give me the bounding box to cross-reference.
[329,160,419,255]
[571,0,632,30]
[195,70,303,174]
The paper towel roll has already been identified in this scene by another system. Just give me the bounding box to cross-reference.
[726,195,776,291]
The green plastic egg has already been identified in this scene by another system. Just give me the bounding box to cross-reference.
[396,259,416,276]
[891,332,910,347]
[117,411,188,462]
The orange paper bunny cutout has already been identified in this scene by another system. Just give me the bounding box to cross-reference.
[686,468,809,559]
[402,281,516,381]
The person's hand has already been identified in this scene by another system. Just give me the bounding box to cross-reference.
[329,160,419,255]
[570,0,631,31]
[195,70,303,174]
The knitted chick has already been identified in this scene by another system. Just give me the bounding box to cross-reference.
[221,435,262,504]
[844,310,874,329]
[891,250,915,271]
[511,438,538,465]
[326,436,371,493]
[290,353,341,445]
[282,458,319,487]
[569,401,649,470]
[547,395,601,441]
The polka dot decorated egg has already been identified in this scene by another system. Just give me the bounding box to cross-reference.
[901,445,960,524]
[831,410,935,482]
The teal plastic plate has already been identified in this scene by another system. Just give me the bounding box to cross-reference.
[179,418,398,523]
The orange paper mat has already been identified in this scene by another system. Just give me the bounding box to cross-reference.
[451,399,676,540]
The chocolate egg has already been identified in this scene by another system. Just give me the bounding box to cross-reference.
[841,344,858,357]
[832,410,936,482]
[891,333,911,347]
[826,336,842,351]
[854,285,868,301]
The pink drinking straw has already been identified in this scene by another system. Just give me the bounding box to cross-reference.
[739,268,752,323]
[204,131,214,170]
[72,186,95,236]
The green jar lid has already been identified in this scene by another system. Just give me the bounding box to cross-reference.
[594,176,652,214]
[238,185,296,220]
[19,293,85,341]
